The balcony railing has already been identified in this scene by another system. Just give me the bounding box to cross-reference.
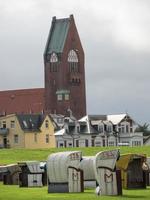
[0,128,9,135]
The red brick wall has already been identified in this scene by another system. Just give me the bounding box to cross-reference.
[44,16,86,119]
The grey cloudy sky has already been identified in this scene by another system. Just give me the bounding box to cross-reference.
[0,0,150,123]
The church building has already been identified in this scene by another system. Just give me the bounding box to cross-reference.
[44,15,86,119]
[0,15,86,119]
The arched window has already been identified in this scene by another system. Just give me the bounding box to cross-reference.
[68,50,78,62]
[50,52,58,72]
[68,50,79,73]
[50,52,58,62]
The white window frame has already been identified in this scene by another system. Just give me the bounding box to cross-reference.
[14,134,19,143]
[10,120,15,129]
[64,94,69,101]
[57,94,63,101]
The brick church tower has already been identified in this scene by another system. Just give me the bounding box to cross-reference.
[44,15,86,119]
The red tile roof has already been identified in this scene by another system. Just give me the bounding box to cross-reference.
[0,88,45,115]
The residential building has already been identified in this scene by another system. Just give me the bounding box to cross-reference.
[55,113,143,147]
[0,114,56,149]
[107,114,143,146]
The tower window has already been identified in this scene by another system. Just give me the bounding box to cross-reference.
[50,52,58,62]
[64,94,69,101]
[56,90,70,101]
[57,94,63,101]
[50,52,59,72]
[68,50,79,73]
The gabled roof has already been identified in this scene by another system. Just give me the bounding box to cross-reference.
[49,113,64,119]
[80,113,136,126]
[55,128,66,136]
[47,114,59,131]
[107,114,129,125]
[83,120,98,134]
[79,115,107,122]
[44,16,71,55]
[55,120,98,136]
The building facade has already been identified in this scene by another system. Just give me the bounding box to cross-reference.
[54,114,143,148]
[0,114,56,149]
[44,15,86,119]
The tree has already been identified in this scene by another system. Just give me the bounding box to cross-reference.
[135,123,150,136]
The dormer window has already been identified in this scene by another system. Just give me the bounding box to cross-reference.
[98,124,104,133]
[107,124,112,133]
[68,50,79,73]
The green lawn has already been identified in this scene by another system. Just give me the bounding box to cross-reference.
[1,146,150,199]
[0,183,150,200]
[0,146,150,164]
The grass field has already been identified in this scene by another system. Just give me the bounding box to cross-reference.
[1,146,150,200]
[0,146,150,164]
[0,183,150,200]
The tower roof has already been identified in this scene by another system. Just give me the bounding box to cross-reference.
[44,15,73,55]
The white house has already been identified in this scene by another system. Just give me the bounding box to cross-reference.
[54,113,143,148]
[107,114,143,146]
